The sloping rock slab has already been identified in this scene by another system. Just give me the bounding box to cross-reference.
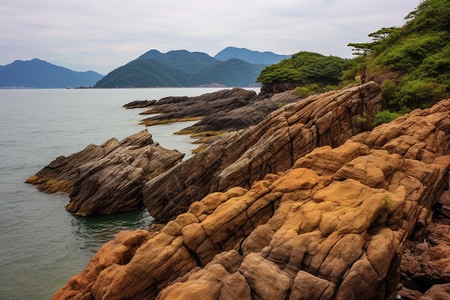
[137,88,258,128]
[143,82,383,221]
[26,130,184,216]
[128,87,302,133]
[53,99,450,299]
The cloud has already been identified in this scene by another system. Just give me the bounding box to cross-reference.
[0,0,421,74]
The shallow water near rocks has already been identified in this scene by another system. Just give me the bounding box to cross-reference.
[0,87,258,299]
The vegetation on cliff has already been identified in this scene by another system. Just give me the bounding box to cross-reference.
[256,51,350,96]
[346,0,449,112]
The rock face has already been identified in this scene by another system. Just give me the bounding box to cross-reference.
[53,98,450,300]
[26,130,184,216]
[396,177,450,299]
[129,87,301,133]
[259,82,300,96]
[143,82,383,221]
[123,100,157,109]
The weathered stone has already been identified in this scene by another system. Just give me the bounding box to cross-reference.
[26,130,184,216]
[53,97,449,300]
[52,230,154,300]
[143,82,383,221]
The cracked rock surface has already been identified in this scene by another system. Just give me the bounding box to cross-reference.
[53,95,449,299]
[143,82,383,221]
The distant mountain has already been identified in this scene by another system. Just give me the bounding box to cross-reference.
[96,48,268,88]
[94,59,188,88]
[214,47,291,65]
[0,59,103,88]
[138,49,217,74]
[187,58,265,87]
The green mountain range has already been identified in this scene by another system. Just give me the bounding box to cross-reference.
[95,48,286,88]
[0,59,104,88]
[215,47,291,65]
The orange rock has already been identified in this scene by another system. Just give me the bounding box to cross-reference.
[53,97,450,299]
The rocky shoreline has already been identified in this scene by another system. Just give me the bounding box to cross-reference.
[52,93,449,299]
[26,130,184,216]
[26,83,449,299]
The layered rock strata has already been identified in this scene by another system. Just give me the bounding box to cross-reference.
[53,98,450,300]
[26,130,184,216]
[143,82,383,221]
[137,88,259,128]
[128,87,301,133]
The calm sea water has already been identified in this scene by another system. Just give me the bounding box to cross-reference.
[0,87,258,299]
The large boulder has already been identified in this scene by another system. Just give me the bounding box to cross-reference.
[26,130,184,216]
[143,82,383,221]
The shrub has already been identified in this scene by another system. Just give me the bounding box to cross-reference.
[392,79,446,108]
[295,87,310,98]
[373,110,401,126]
[381,79,397,103]
[357,112,368,124]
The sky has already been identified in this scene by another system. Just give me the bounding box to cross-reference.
[0,0,421,74]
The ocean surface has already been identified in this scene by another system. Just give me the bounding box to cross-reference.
[0,87,258,299]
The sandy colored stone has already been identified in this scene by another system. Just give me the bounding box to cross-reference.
[54,97,449,300]
[144,82,383,221]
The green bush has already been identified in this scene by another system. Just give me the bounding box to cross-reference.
[381,79,397,103]
[295,87,310,98]
[373,110,402,126]
[357,112,368,124]
[257,51,348,85]
[392,80,446,108]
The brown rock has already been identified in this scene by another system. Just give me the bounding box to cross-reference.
[26,130,184,216]
[52,230,154,300]
[54,97,450,299]
[143,82,383,221]
[419,283,450,300]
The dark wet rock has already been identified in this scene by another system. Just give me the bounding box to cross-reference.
[259,81,300,96]
[123,99,157,109]
[134,87,302,134]
[26,130,184,216]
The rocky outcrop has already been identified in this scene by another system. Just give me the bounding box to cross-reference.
[26,130,184,216]
[53,98,450,299]
[143,82,382,221]
[127,87,302,133]
[123,100,157,109]
[181,89,301,134]
[396,177,450,299]
[52,230,155,300]
[137,88,259,128]
[259,82,300,96]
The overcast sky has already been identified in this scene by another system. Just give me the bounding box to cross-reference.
[0,0,421,74]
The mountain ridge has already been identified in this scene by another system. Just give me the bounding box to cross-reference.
[95,47,282,88]
[214,46,291,65]
[0,58,104,88]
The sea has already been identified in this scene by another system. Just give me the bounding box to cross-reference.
[0,87,259,299]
